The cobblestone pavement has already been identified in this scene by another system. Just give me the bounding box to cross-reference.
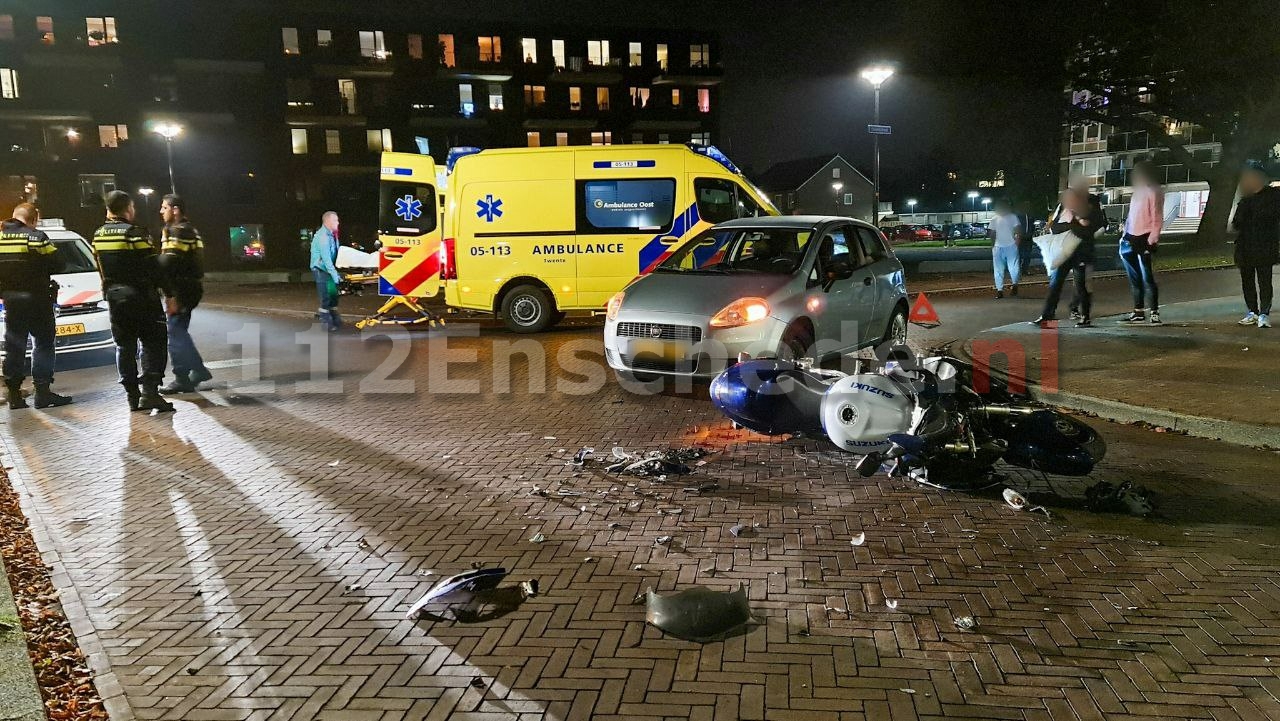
[2,311,1278,720]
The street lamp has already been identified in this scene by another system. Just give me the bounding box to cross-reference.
[982,197,992,212]
[832,181,844,216]
[967,190,979,211]
[137,186,155,220]
[907,198,917,218]
[859,65,894,227]
[152,122,183,194]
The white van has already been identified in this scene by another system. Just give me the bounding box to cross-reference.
[0,220,114,355]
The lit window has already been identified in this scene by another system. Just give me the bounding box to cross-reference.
[286,77,311,107]
[459,84,474,115]
[521,38,537,63]
[488,83,504,111]
[0,16,13,41]
[317,30,332,48]
[438,34,455,66]
[366,129,392,152]
[591,131,612,146]
[359,30,387,59]
[291,128,309,155]
[478,35,501,63]
[691,131,709,145]
[596,87,610,111]
[325,129,340,154]
[631,132,644,144]
[85,17,117,46]
[656,44,668,70]
[0,68,18,99]
[551,39,565,69]
[697,88,710,113]
[844,193,853,205]
[526,131,541,148]
[833,168,841,178]
[588,40,609,66]
[282,27,300,55]
[523,84,546,107]
[338,79,357,115]
[658,133,670,145]
[98,124,128,148]
[630,87,650,107]
[37,16,54,44]
[690,43,709,67]
[569,87,582,110]
[408,34,423,60]
[628,42,642,66]
[555,132,568,146]
[671,88,681,107]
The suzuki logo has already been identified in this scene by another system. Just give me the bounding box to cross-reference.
[649,325,663,339]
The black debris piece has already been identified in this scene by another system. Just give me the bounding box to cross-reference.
[645,584,756,642]
[1084,480,1155,516]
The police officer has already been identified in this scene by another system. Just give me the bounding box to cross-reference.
[93,190,174,412]
[157,194,212,394]
[0,204,72,409]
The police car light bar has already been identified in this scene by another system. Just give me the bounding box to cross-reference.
[686,144,741,175]
[446,146,483,173]
[36,218,67,229]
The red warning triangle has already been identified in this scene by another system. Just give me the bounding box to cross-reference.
[909,293,940,325]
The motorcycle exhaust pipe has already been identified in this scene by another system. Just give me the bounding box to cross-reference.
[982,405,1039,417]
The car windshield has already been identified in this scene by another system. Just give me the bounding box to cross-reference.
[54,239,98,274]
[657,228,813,275]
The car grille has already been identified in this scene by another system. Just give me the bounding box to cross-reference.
[56,304,104,317]
[616,322,702,343]
[620,355,700,373]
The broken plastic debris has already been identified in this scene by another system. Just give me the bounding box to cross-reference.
[658,508,684,515]
[470,676,487,689]
[1002,488,1028,510]
[519,579,539,598]
[406,567,509,619]
[898,688,916,694]
[543,436,557,440]
[570,447,595,466]
[729,523,759,538]
[850,532,866,547]
[953,616,978,631]
[886,599,899,610]
[645,585,755,642]
[683,483,720,493]
[1084,480,1154,517]
[655,535,673,545]
[607,522,625,529]
[529,533,546,543]
[327,460,340,467]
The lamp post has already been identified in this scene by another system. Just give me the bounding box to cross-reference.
[859,65,894,227]
[832,181,844,216]
[906,198,917,220]
[982,197,992,214]
[967,190,979,213]
[152,122,183,194]
[137,186,155,220]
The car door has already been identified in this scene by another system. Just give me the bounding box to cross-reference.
[811,223,877,353]
[853,225,899,336]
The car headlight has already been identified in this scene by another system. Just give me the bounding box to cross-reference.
[606,291,625,321]
[709,297,770,328]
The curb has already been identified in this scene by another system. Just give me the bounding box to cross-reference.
[0,554,44,721]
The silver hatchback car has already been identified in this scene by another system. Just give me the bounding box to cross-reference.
[604,216,909,379]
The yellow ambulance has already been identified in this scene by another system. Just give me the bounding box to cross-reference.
[377,144,777,333]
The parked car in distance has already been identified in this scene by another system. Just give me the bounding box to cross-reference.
[604,216,909,380]
[913,224,943,241]
[968,222,989,238]
[883,225,915,244]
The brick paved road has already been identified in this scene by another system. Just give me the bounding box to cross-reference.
[2,310,1278,720]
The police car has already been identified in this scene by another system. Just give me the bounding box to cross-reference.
[0,219,114,355]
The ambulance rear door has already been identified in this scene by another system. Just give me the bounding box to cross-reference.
[378,153,443,298]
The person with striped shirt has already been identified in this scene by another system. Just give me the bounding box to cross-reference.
[0,203,72,409]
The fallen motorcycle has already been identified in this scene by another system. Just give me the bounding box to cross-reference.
[709,347,1106,487]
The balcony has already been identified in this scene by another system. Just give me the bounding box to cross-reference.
[1104,162,1216,188]
[651,63,724,86]
[546,57,624,84]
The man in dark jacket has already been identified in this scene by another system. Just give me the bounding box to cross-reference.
[0,204,72,409]
[1233,166,1280,329]
[157,194,213,393]
[1036,187,1105,328]
[93,190,174,412]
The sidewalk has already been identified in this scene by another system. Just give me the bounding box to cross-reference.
[960,296,1280,448]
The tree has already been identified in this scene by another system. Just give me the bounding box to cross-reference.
[1062,0,1280,245]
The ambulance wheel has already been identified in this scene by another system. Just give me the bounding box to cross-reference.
[501,285,556,333]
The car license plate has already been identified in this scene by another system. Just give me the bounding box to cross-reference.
[55,323,86,337]
[630,339,683,362]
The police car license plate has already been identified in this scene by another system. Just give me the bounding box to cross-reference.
[630,339,683,362]
[55,323,86,337]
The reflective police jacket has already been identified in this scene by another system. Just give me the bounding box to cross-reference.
[160,220,205,308]
[92,217,171,295]
[0,218,59,294]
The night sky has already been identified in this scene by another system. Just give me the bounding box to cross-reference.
[442,0,1068,207]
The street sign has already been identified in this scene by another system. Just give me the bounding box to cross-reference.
[867,124,893,135]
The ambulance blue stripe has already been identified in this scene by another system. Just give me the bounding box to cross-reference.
[592,160,657,169]
[638,201,699,273]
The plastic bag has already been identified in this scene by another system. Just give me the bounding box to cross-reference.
[1034,230,1082,271]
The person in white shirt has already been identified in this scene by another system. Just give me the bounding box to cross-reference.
[989,199,1024,299]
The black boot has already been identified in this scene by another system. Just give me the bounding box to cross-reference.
[159,371,195,394]
[33,384,72,408]
[136,385,175,413]
[188,367,214,388]
[5,380,27,410]
[124,385,142,412]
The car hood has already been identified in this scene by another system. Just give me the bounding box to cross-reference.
[622,271,795,316]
